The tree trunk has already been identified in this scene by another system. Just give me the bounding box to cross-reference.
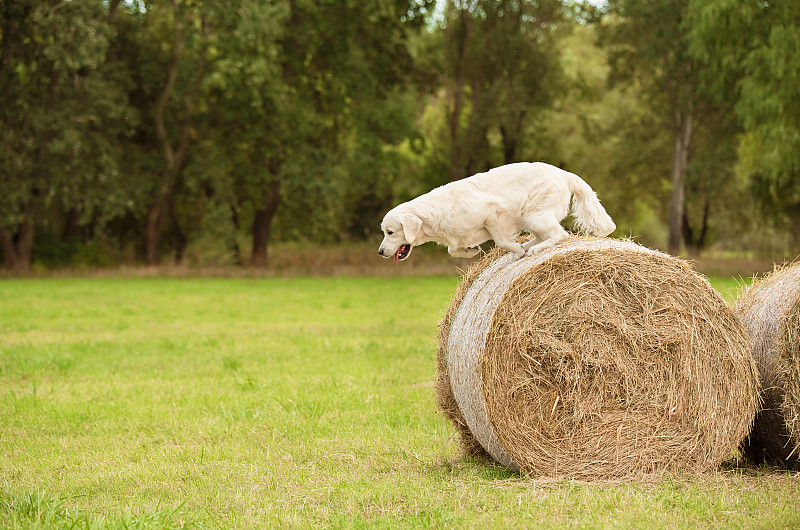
[62,206,81,241]
[0,227,20,270]
[108,0,123,19]
[168,193,186,265]
[668,108,692,255]
[697,198,709,250]
[251,180,281,267]
[146,0,193,266]
[230,205,242,265]
[0,217,34,272]
[682,196,710,257]
[145,197,166,266]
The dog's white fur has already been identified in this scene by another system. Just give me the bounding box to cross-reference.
[378,162,615,261]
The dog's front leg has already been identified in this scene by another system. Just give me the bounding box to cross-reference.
[486,234,525,259]
[485,219,526,260]
[448,246,481,258]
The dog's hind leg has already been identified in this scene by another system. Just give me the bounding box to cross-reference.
[525,224,569,255]
[520,210,571,255]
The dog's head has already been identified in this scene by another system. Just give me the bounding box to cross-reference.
[378,209,423,263]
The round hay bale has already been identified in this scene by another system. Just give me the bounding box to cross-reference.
[736,261,800,464]
[436,236,760,480]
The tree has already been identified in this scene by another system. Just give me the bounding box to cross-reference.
[121,0,209,266]
[602,0,697,255]
[0,0,133,270]
[601,0,742,255]
[196,0,431,266]
[439,0,564,181]
[689,0,800,248]
[190,0,288,266]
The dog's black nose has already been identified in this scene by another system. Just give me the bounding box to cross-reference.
[378,248,384,256]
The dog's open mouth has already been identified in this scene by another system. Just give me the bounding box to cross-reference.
[394,244,411,264]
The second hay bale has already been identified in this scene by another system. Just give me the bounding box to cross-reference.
[736,261,800,463]
[437,236,760,480]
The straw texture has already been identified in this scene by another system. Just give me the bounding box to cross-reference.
[437,236,760,480]
[736,262,800,463]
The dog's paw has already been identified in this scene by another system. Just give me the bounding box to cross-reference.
[507,243,526,260]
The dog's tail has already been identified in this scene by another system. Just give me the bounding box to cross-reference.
[564,171,616,236]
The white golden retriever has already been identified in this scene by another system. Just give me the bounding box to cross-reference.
[378,162,615,262]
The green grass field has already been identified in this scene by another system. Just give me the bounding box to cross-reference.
[1,274,798,528]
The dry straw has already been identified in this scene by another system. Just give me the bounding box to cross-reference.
[437,236,760,481]
[736,261,800,463]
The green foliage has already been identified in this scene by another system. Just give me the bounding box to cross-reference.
[599,0,747,253]
[190,0,432,251]
[30,234,113,269]
[689,0,800,237]
[0,0,135,235]
[433,0,566,180]
[0,0,797,269]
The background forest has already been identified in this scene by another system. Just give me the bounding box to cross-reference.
[1,0,799,271]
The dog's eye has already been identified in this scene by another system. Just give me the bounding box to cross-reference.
[387,230,393,235]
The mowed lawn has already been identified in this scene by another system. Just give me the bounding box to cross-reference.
[1,274,798,528]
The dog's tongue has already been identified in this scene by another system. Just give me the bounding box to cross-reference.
[394,244,409,264]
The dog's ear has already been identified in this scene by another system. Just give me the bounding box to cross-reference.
[400,215,423,244]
